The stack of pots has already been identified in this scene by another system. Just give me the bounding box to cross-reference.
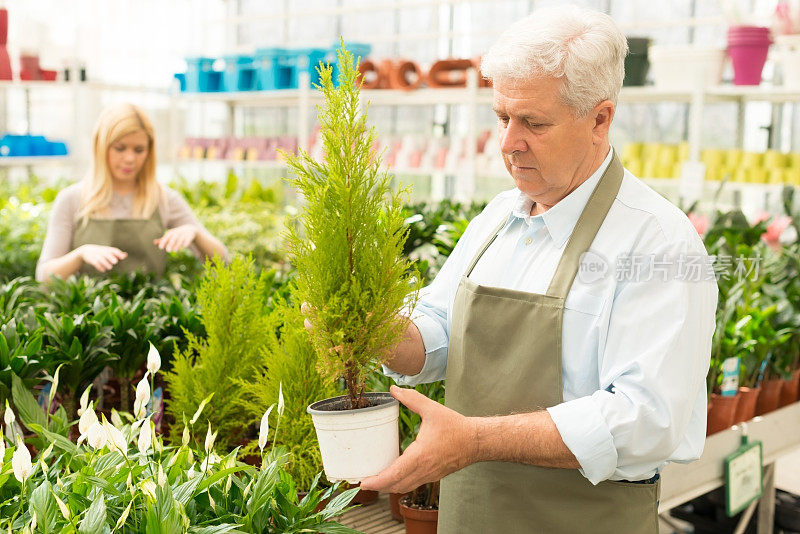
[775,34,800,87]
[727,25,772,85]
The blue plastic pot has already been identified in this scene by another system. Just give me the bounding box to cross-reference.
[291,48,332,88]
[174,72,187,92]
[185,57,216,92]
[255,47,293,90]
[222,54,256,92]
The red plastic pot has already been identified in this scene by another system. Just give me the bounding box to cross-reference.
[755,378,783,416]
[0,9,8,46]
[400,501,438,534]
[733,386,760,424]
[779,369,800,408]
[707,393,740,435]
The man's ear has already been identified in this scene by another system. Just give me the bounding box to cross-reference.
[591,100,615,143]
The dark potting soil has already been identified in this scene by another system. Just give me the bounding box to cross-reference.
[311,392,395,412]
[401,494,438,512]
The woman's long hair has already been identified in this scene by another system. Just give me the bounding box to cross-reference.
[77,103,159,224]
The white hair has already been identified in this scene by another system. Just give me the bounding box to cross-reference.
[481,5,628,117]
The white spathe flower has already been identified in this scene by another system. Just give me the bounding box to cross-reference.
[147,343,161,374]
[78,403,98,437]
[77,385,92,417]
[53,492,70,521]
[186,464,197,479]
[135,373,150,404]
[204,422,217,454]
[3,400,15,427]
[141,479,157,500]
[277,382,285,417]
[87,421,106,450]
[157,464,167,487]
[110,410,124,428]
[0,435,5,463]
[137,419,152,455]
[200,452,220,472]
[12,435,32,483]
[102,417,128,457]
[182,426,190,447]
[49,365,62,407]
[133,398,147,421]
[40,443,54,462]
[258,404,274,452]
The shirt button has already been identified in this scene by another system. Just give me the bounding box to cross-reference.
[525,237,533,245]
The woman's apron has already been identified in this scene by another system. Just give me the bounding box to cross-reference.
[72,207,167,277]
[438,153,660,534]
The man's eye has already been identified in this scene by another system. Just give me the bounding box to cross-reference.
[498,116,509,125]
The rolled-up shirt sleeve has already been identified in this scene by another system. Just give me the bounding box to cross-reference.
[548,235,717,484]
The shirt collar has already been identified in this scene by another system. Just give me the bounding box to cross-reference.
[505,147,614,248]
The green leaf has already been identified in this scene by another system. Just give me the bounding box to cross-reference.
[29,480,58,534]
[27,424,79,455]
[315,523,363,534]
[194,464,247,495]
[78,494,107,534]
[189,525,245,534]
[320,487,360,516]
[11,374,47,432]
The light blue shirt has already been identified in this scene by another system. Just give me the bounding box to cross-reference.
[385,149,718,484]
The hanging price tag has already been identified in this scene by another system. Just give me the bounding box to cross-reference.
[725,436,763,517]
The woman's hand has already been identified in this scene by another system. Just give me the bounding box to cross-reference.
[153,224,198,253]
[78,244,128,272]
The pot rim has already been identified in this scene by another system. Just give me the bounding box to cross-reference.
[307,392,398,415]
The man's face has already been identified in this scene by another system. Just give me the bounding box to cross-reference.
[493,76,607,207]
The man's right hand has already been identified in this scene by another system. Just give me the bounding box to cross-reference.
[78,245,128,273]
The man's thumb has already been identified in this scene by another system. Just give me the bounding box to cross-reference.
[390,385,430,415]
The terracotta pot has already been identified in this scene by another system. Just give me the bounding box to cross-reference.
[755,378,783,416]
[707,393,740,435]
[400,501,438,534]
[390,492,407,522]
[733,386,760,424]
[779,369,800,408]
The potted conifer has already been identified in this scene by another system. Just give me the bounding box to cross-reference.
[284,41,419,483]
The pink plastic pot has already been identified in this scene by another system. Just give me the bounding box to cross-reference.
[728,34,771,85]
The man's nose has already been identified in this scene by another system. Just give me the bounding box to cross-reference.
[499,120,527,155]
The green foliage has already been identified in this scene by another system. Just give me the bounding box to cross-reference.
[37,311,115,419]
[284,42,420,408]
[0,318,44,407]
[165,256,273,449]
[0,404,359,533]
[0,199,49,283]
[236,302,339,491]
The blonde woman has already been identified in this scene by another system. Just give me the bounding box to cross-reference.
[36,103,228,281]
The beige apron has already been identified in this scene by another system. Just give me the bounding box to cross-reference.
[438,153,660,534]
[72,207,167,277]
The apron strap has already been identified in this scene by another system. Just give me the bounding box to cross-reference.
[465,217,508,278]
[546,150,624,298]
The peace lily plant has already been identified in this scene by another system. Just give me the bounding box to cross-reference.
[0,345,360,533]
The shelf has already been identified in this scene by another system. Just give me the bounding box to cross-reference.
[175,158,462,176]
[660,401,800,513]
[0,80,167,93]
[0,156,73,167]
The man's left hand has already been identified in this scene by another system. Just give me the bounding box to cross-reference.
[359,385,478,494]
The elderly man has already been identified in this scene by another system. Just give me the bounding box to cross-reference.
[359,5,717,533]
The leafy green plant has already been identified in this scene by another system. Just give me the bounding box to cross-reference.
[0,399,360,533]
[165,256,274,449]
[284,42,420,409]
[42,275,112,316]
[237,301,339,491]
[0,199,48,282]
[95,292,165,412]
[0,318,44,407]
[37,311,115,419]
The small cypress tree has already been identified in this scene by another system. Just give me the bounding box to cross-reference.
[283,42,420,409]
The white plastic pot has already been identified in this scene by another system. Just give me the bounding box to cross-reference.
[775,35,800,88]
[649,46,725,90]
[307,392,399,483]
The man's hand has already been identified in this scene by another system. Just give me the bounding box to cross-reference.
[78,244,128,272]
[153,224,198,253]
[359,385,478,494]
